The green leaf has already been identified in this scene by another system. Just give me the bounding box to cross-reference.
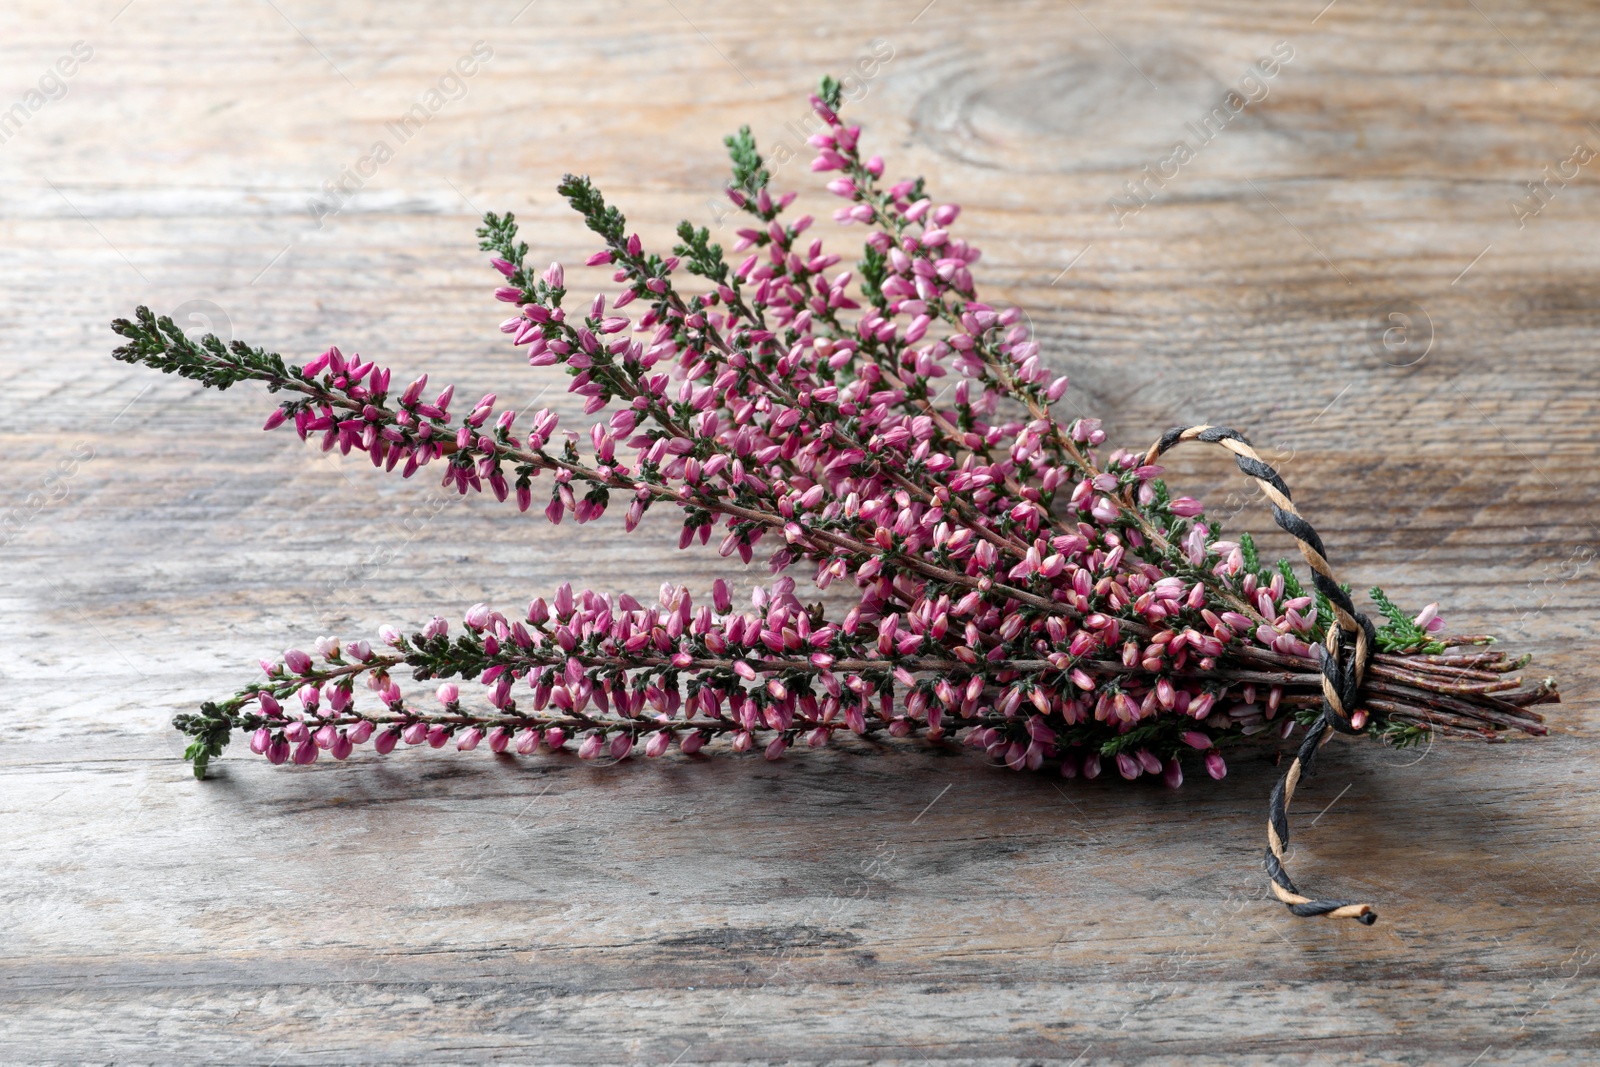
[674,220,730,285]
[817,74,844,111]
[1368,585,1446,654]
[1277,559,1305,600]
[173,700,239,779]
[558,174,628,247]
[111,306,298,393]
[858,243,889,311]
[723,125,769,200]
[1239,531,1260,575]
[476,211,529,267]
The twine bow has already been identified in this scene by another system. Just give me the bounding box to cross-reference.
[1146,425,1378,925]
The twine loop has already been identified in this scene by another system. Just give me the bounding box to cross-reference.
[1144,424,1378,925]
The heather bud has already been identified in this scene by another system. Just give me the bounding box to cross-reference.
[1162,757,1183,789]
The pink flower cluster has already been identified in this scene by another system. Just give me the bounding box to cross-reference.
[106,81,1555,939]
[146,87,1416,782]
[238,571,1253,785]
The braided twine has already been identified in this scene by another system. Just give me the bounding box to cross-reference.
[1144,425,1379,925]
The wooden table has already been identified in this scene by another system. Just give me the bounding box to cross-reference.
[4,1,1597,1061]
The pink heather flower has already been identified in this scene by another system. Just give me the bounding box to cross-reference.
[374,728,399,755]
[437,682,459,704]
[463,603,490,630]
[283,649,312,674]
[488,726,510,753]
[302,349,333,376]
[578,732,604,760]
[1414,603,1444,633]
[1205,751,1227,779]
[402,722,428,746]
[457,727,484,751]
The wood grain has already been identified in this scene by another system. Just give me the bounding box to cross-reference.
[3,0,1599,1062]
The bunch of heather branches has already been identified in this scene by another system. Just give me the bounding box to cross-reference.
[112,77,1556,781]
